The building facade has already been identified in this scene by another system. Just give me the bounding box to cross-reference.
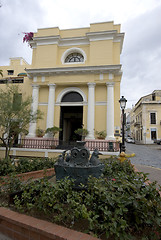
[1,22,124,143]
[0,57,31,103]
[125,108,132,138]
[130,90,161,144]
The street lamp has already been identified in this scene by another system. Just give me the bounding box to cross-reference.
[119,96,127,152]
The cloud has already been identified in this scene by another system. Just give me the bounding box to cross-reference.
[121,4,161,107]
[0,0,45,65]
[0,0,160,109]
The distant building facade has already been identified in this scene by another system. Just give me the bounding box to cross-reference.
[125,108,132,137]
[0,57,29,84]
[0,57,31,103]
[130,90,161,144]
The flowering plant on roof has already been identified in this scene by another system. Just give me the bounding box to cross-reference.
[23,32,33,47]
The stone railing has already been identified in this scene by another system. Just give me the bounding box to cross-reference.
[15,138,120,152]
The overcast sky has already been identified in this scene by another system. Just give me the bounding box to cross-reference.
[0,0,160,108]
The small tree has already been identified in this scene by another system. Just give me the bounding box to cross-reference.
[0,85,42,159]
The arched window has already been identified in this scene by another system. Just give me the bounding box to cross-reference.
[65,53,84,63]
[61,92,83,102]
[61,48,86,64]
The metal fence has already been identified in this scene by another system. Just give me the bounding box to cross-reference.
[15,138,119,152]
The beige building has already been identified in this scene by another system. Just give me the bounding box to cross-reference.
[0,57,31,102]
[0,21,124,144]
[130,90,161,144]
[0,57,29,82]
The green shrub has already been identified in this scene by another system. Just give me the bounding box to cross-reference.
[1,174,23,195]
[15,157,56,174]
[0,157,57,176]
[0,158,15,176]
[12,158,161,239]
[102,157,136,179]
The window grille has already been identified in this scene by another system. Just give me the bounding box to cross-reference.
[65,53,84,63]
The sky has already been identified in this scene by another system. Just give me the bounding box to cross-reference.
[0,0,160,108]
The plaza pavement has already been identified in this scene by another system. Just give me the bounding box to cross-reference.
[0,233,12,240]
[126,143,161,187]
[134,164,161,187]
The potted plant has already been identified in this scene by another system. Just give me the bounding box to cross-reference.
[45,126,62,138]
[95,130,106,139]
[74,128,89,140]
[36,128,44,137]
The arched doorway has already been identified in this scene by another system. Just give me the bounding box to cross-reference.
[59,91,83,142]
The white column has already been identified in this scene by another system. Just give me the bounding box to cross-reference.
[106,82,115,140]
[28,84,39,137]
[44,84,56,137]
[86,83,96,139]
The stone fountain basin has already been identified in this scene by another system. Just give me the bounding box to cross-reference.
[54,163,104,187]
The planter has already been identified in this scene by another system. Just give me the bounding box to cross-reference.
[15,168,55,181]
[0,207,99,240]
[0,168,55,184]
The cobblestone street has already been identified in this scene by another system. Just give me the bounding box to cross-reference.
[126,143,161,186]
[126,142,161,169]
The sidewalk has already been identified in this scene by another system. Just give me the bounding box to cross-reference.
[134,164,161,187]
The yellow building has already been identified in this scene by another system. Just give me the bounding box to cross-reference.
[0,57,29,80]
[0,57,31,99]
[130,90,161,144]
[0,21,124,143]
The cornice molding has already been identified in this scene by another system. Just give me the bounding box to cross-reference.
[30,30,124,52]
[25,65,122,78]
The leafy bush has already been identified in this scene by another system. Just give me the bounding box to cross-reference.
[11,158,161,240]
[1,173,23,195]
[102,157,136,179]
[15,157,56,174]
[0,158,15,176]
[0,157,57,176]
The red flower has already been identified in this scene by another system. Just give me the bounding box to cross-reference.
[154,231,160,239]
[23,32,33,44]
[112,178,116,181]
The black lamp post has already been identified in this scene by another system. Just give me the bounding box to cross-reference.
[119,96,127,152]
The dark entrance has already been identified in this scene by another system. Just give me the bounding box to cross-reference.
[151,129,157,141]
[59,106,83,142]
